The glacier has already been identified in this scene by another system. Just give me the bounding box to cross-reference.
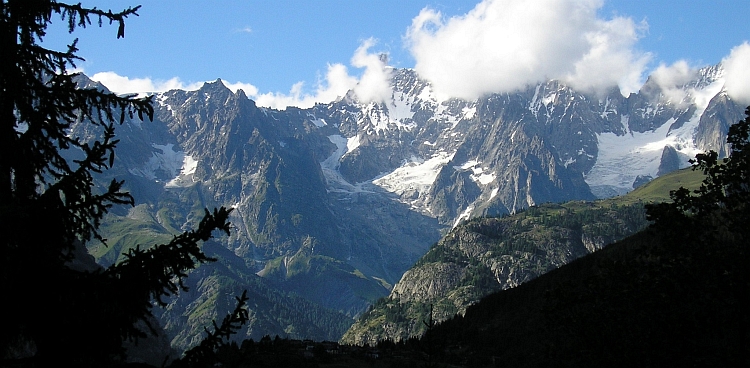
[585,77,725,197]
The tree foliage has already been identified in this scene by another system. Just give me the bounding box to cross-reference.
[647,106,750,243]
[0,1,246,366]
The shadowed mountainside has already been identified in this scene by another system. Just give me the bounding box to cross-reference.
[342,168,707,344]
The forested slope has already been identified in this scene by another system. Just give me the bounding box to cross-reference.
[424,224,748,366]
[342,168,705,344]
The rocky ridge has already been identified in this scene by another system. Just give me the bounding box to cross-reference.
[76,63,745,349]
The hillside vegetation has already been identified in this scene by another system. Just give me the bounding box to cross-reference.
[424,222,747,366]
[91,201,355,348]
[342,168,705,344]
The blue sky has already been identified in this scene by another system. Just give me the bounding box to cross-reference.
[43,0,750,108]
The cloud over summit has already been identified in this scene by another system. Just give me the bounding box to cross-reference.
[405,0,650,99]
[88,0,748,110]
[723,42,750,106]
[253,39,392,109]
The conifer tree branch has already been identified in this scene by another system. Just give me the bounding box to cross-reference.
[2,2,248,364]
[107,207,233,306]
[172,290,250,368]
[50,2,142,38]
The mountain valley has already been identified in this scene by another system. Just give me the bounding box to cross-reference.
[77,63,746,349]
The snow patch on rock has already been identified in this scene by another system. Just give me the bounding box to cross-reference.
[454,160,496,185]
[373,151,455,213]
[166,155,198,188]
[128,143,198,188]
[320,135,377,194]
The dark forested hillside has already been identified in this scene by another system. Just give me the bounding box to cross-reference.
[424,226,748,367]
[341,168,706,345]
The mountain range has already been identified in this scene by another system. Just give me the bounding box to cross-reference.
[74,63,746,350]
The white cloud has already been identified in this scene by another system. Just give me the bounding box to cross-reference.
[351,38,393,104]
[253,39,392,109]
[221,81,259,96]
[722,41,750,106]
[405,0,650,100]
[91,71,203,94]
[91,71,262,101]
[564,16,651,97]
[87,37,394,109]
[254,63,357,109]
[650,60,699,105]
[88,67,356,110]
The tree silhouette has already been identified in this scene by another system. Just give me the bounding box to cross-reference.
[0,2,245,366]
[647,106,750,243]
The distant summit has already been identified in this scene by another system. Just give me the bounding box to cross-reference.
[78,63,744,349]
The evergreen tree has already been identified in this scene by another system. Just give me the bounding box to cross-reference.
[0,1,245,366]
[647,106,750,243]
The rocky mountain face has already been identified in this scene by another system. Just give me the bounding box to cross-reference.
[76,63,744,350]
[341,199,651,345]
